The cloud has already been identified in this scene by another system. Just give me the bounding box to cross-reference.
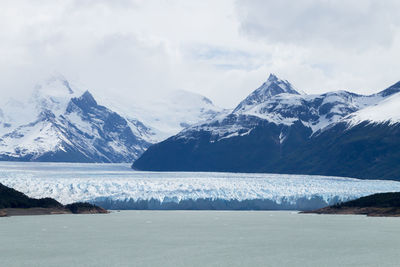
[0,0,399,109]
[233,0,400,97]
[237,0,400,49]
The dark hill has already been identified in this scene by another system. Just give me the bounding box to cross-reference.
[0,182,62,209]
[304,192,400,217]
[0,183,107,216]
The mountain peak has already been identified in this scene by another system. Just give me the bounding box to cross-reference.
[267,73,279,81]
[75,90,97,107]
[233,74,300,112]
[261,73,299,96]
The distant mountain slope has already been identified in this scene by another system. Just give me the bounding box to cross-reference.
[102,89,226,142]
[133,74,400,180]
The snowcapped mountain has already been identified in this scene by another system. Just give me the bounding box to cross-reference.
[132,74,400,180]
[230,74,395,134]
[0,76,151,162]
[168,74,387,143]
[0,75,222,163]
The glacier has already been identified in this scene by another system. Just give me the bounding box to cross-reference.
[1,162,400,210]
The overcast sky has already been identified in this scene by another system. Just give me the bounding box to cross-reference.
[1,0,399,108]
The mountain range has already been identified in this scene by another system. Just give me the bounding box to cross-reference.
[0,75,222,162]
[1,73,399,180]
[132,74,400,180]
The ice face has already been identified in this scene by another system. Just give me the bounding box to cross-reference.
[1,162,400,210]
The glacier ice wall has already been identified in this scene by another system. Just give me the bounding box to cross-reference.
[1,162,400,210]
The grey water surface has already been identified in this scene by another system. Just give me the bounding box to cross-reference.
[1,211,399,267]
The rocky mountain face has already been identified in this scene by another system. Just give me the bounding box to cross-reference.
[132,74,400,180]
[0,76,222,163]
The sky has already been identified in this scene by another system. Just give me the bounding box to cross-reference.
[0,0,399,108]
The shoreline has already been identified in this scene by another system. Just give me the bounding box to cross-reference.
[302,207,400,217]
[0,208,72,217]
[2,207,400,218]
[0,207,109,217]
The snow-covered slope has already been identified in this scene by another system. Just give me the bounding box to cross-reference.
[175,74,395,141]
[101,89,225,142]
[0,78,78,136]
[346,92,400,127]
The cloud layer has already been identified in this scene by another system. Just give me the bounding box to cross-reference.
[0,0,399,107]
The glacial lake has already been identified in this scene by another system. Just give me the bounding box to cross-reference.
[1,211,400,267]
